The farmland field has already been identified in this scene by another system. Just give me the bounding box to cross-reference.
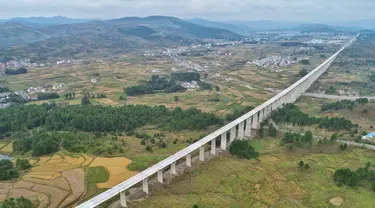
[0,152,138,208]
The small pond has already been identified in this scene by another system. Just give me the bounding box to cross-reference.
[0,154,12,160]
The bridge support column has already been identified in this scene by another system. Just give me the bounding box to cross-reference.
[264,106,270,119]
[143,178,149,194]
[171,162,177,175]
[199,146,205,161]
[245,117,252,138]
[220,133,227,150]
[186,153,191,167]
[259,110,264,123]
[252,114,258,129]
[211,139,216,155]
[157,170,163,183]
[238,122,244,140]
[230,127,236,143]
[120,191,127,207]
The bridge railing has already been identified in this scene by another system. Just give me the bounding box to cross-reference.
[77,36,357,208]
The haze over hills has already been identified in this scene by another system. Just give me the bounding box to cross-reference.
[1,15,373,61]
[0,16,92,28]
[0,16,243,61]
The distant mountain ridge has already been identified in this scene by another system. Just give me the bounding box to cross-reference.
[0,16,243,61]
[0,16,92,28]
[187,18,253,35]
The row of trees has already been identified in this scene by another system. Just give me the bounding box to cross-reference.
[229,140,259,160]
[281,131,313,148]
[0,197,34,208]
[0,104,222,136]
[0,87,10,93]
[5,67,27,75]
[333,162,375,190]
[271,104,358,131]
[13,131,124,156]
[125,75,186,96]
[171,72,200,82]
[37,92,59,100]
[321,98,369,111]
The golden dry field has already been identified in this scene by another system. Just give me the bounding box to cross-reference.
[89,157,138,188]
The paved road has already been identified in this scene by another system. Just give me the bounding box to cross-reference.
[303,92,375,101]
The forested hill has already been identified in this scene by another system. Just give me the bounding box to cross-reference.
[0,104,223,135]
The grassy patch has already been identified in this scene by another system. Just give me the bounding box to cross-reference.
[128,156,168,171]
[134,142,375,208]
[85,166,110,199]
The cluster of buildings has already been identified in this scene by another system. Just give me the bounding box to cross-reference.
[0,59,45,70]
[250,56,300,68]
[56,59,82,65]
[27,83,65,94]
[0,91,30,109]
[180,81,200,89]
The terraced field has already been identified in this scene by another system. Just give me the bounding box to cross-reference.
[134,139,375,208]
[0,152,138,208]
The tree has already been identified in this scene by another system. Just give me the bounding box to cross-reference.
[145,146,153,153]
[372,181,375,191]
[0,197,34,208]
[268,123,277,137]
[356,98,369,106]
[173,96,179,103]
[299,68,309,77]
[330,133,339,142]
[81,95,91,105]
[229,140,259,160]
[0,160,19,181]
[333,168,360,187]
[340,143,348,151]
[5,68,27,75]
[215,86,221,92]
[15,159,31,170]
[300,60,310,65]
[298,161,305,169]
[37,92,59,100]
[326,86,337,95]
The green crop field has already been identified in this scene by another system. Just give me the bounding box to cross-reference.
[84,166,110,200]
[134,138,375,208]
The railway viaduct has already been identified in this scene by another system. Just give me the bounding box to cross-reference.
[77,35,358,208]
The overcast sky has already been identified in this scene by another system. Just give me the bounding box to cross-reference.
[1,0,374,22]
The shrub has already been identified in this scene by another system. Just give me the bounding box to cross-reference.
[0,197,34,208]
[229,140,259,160]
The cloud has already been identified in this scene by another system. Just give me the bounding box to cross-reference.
[1,0,375,22]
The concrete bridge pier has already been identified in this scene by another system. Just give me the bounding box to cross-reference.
[230,127,236,143]
[221,133,227,150]
[211,138,216,155]
[199,146,205,161]
[157,170,163,183]
[252,113,259,129]
[238,122,245,140]
[245,117,252,138]
[120,191,127,207]
[143,178,149,194]
[186,153,192,167]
